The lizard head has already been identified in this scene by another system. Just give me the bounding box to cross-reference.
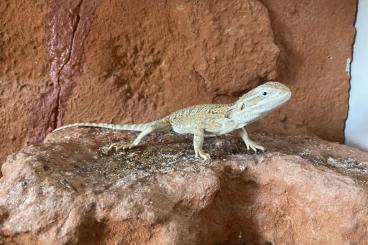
[228,81,292,125]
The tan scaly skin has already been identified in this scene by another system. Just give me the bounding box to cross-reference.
[53,81,292,160]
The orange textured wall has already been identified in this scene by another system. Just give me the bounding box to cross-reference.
[0,0,357,163]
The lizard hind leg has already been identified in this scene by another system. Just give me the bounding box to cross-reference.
[108,122,166,152]
[193,129,211,160]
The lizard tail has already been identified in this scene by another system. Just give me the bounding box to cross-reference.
[53,122,153,132]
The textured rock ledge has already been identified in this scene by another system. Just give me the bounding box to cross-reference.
[1,129,368,245]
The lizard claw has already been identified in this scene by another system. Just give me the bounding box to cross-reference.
[195,151,211,161]
[201,153,211,161]
[108,142,134,152]
[245,141,265,153]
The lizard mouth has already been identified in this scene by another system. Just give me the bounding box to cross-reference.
[281,90,292,103]
[273,91,291,107]
[254,90,291,115]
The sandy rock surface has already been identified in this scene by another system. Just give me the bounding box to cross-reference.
[0,129,367,245]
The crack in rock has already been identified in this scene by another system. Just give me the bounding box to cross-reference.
[29,0,99,144]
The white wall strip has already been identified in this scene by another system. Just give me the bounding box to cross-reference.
[345,0,368,150]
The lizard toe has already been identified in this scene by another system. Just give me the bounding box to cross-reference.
[257,145,265,151]
[201,153,211,161]
[108,142,132,152]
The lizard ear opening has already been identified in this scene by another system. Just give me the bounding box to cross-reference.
[225,107,234,119]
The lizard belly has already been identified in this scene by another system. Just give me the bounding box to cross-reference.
[172,125,196,134]
[205,119,238,135]
[206,126,236,135]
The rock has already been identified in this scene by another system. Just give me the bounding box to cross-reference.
[0,128,367,244]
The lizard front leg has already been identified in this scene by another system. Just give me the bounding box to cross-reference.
[238,127,265,152]
[193,129,211,160]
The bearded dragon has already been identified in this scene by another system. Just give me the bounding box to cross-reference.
[53,81,291,160]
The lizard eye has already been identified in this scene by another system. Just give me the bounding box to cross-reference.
[262,92,268,96]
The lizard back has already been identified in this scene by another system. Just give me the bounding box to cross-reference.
[167,104,234,134]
